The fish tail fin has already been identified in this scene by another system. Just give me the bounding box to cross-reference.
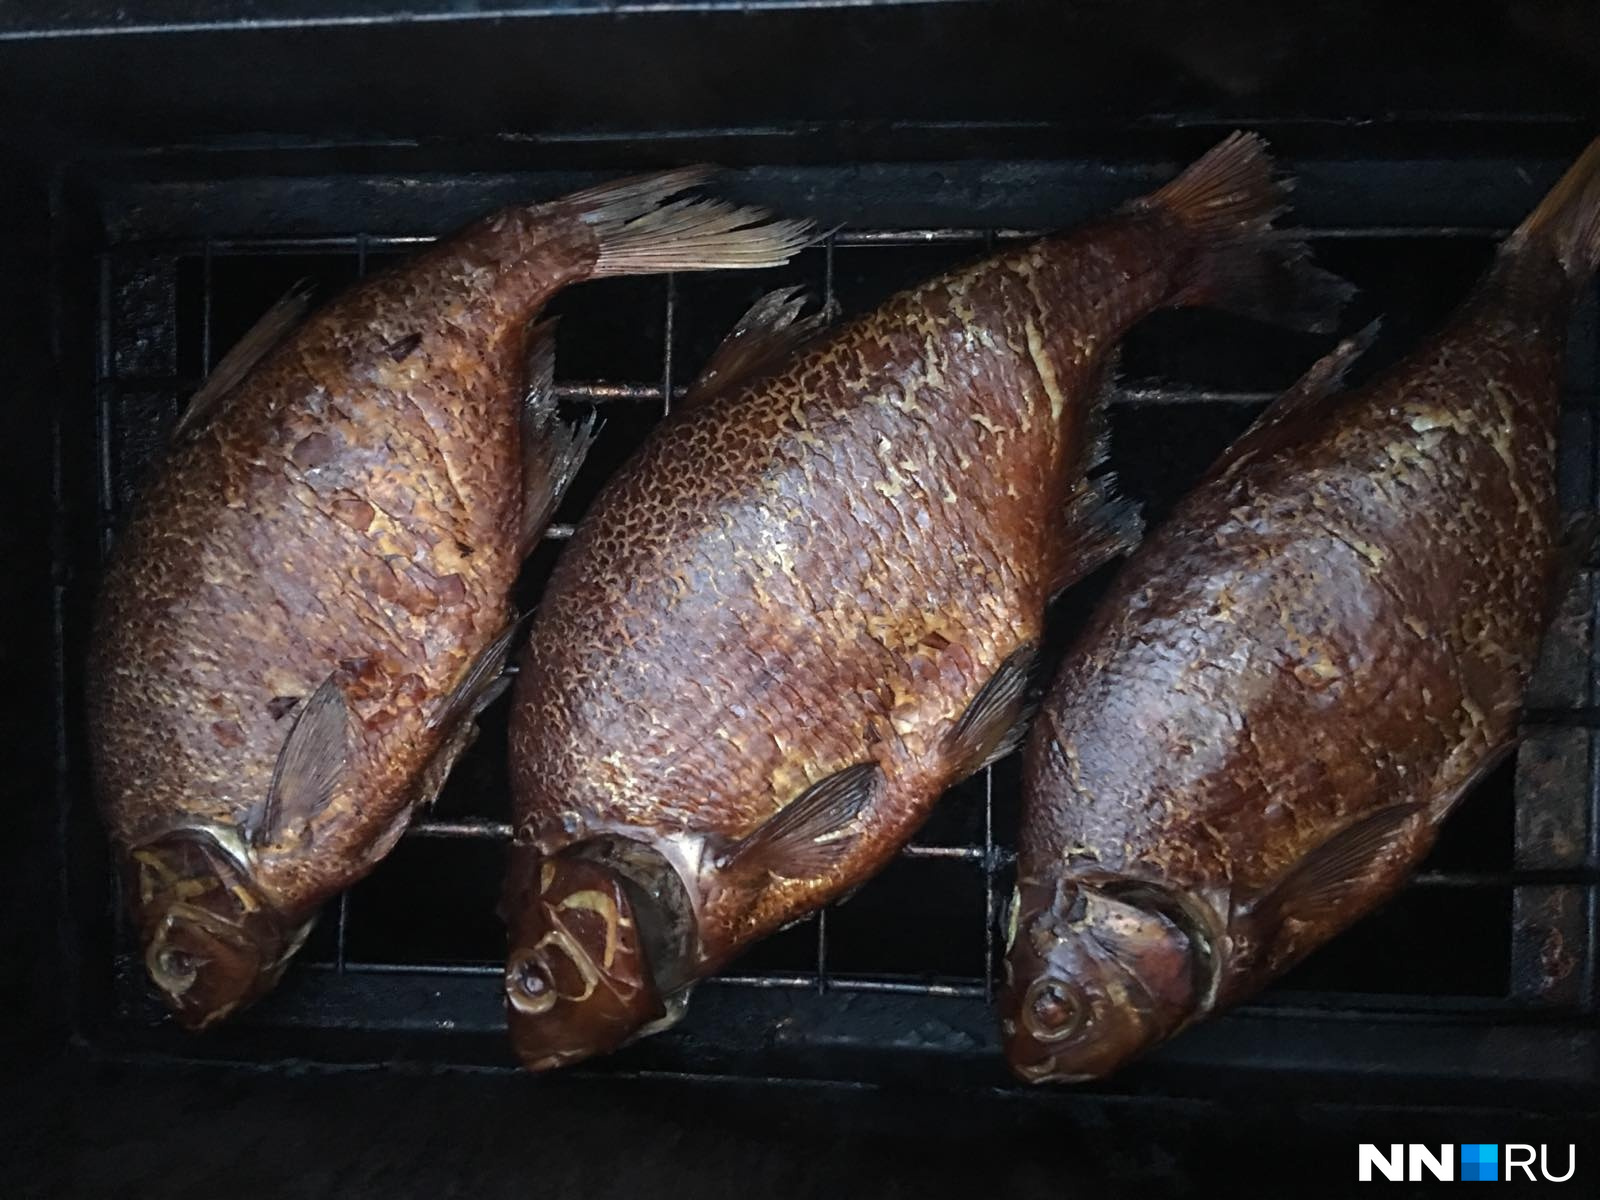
[1509,136,1600,286]
[1137,130,1353,333]
[560,167,815,278]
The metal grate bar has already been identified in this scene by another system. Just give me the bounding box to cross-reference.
[94,200,1600,1038]
[330,234,374,978]
[159,223,1509,260]
[400,814,1591,884]
[200,239,214,373]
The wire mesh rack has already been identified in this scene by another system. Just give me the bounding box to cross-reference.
[78,153,1600,1088]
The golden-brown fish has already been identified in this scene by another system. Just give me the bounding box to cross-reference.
[90,168,812,1029]
[1002,139,1600,1083]
[503,133,1351,1071]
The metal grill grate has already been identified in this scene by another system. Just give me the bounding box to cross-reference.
[86,159,1600,1082]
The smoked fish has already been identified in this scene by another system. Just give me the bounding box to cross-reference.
[503,133,1349,1070]
[1003,139,1600,1083]
[91,169,812,1028]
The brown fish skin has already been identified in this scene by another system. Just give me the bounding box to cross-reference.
[1002,139,1600,1084]
[89,168,813,1029]
[504,133,1352,1071]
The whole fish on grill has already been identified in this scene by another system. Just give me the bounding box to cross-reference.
[90,169,812,1029]
[1002,139,1600,1083]
[502,132,1351,1071]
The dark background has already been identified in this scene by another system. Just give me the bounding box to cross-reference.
[2,3,1596,1196]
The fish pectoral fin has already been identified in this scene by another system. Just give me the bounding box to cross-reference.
[1209,321,1381,483]
[1248,802,1427,930]
[174,281,313,440]
[945,642,1038,779]
[1048,473,1143,597]
[429,619,524,734]
[520,319,599,556]
[719,762,882,880]
[251,673,351,850]
[684,286,834,408]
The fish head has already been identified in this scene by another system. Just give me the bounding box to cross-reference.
[503,837,696,1071]
[127,827,307,1029]
[1001,872,1220,1083]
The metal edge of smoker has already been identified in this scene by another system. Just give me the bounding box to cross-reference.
[46,129,1600,1105]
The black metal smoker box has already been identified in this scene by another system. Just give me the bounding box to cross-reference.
[1,3,1596,1196]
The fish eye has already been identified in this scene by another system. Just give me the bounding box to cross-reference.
[1023,977,1088,1043]
[158,947,197,981]
[507,954,558,1015]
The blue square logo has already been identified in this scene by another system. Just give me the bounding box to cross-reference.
[1460,1144,1499,1182]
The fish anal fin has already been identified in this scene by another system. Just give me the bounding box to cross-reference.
[1431,740,1518,823]
[1249,802,1427,931]
[356,715,488,873]
[1049,473,1143,597]
[175,281,313,439]
[429,619,523,734]
[520,320,599,555]
[945,643,1038,779]
[719,762,882,880]
[252,673,349,850]
[685,287,833,408]
[1210,321,1380,483]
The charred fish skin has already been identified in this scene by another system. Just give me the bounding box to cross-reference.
[1004,139,1600,1085]
[89,168,813,1030]
[504,132,1352,1072]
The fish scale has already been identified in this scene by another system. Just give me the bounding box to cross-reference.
[90,170,812,1029]
[1003,137,1600,1085]
[503,131,1352,1071]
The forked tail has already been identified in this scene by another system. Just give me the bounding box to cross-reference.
[1509,136,1600,287]
[558,166,815,277]
[1134,130,1353,333]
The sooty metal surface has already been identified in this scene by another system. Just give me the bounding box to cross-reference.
[83,152,1600,1091]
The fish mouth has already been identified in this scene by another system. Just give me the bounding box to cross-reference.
[503,836,699,1071]
[128,825,307,1029]
[1002,873,1222,1083]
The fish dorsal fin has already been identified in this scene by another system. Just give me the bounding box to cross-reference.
[1249,802,1426,929]
[174,282,313,439]
[253,673,350,850]
[683,287,832,409]
[1210,320,1380,483]
[944,643,1038,779]
[718,762,882,880]
[519,320,599,555]
[428,618,525,735]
